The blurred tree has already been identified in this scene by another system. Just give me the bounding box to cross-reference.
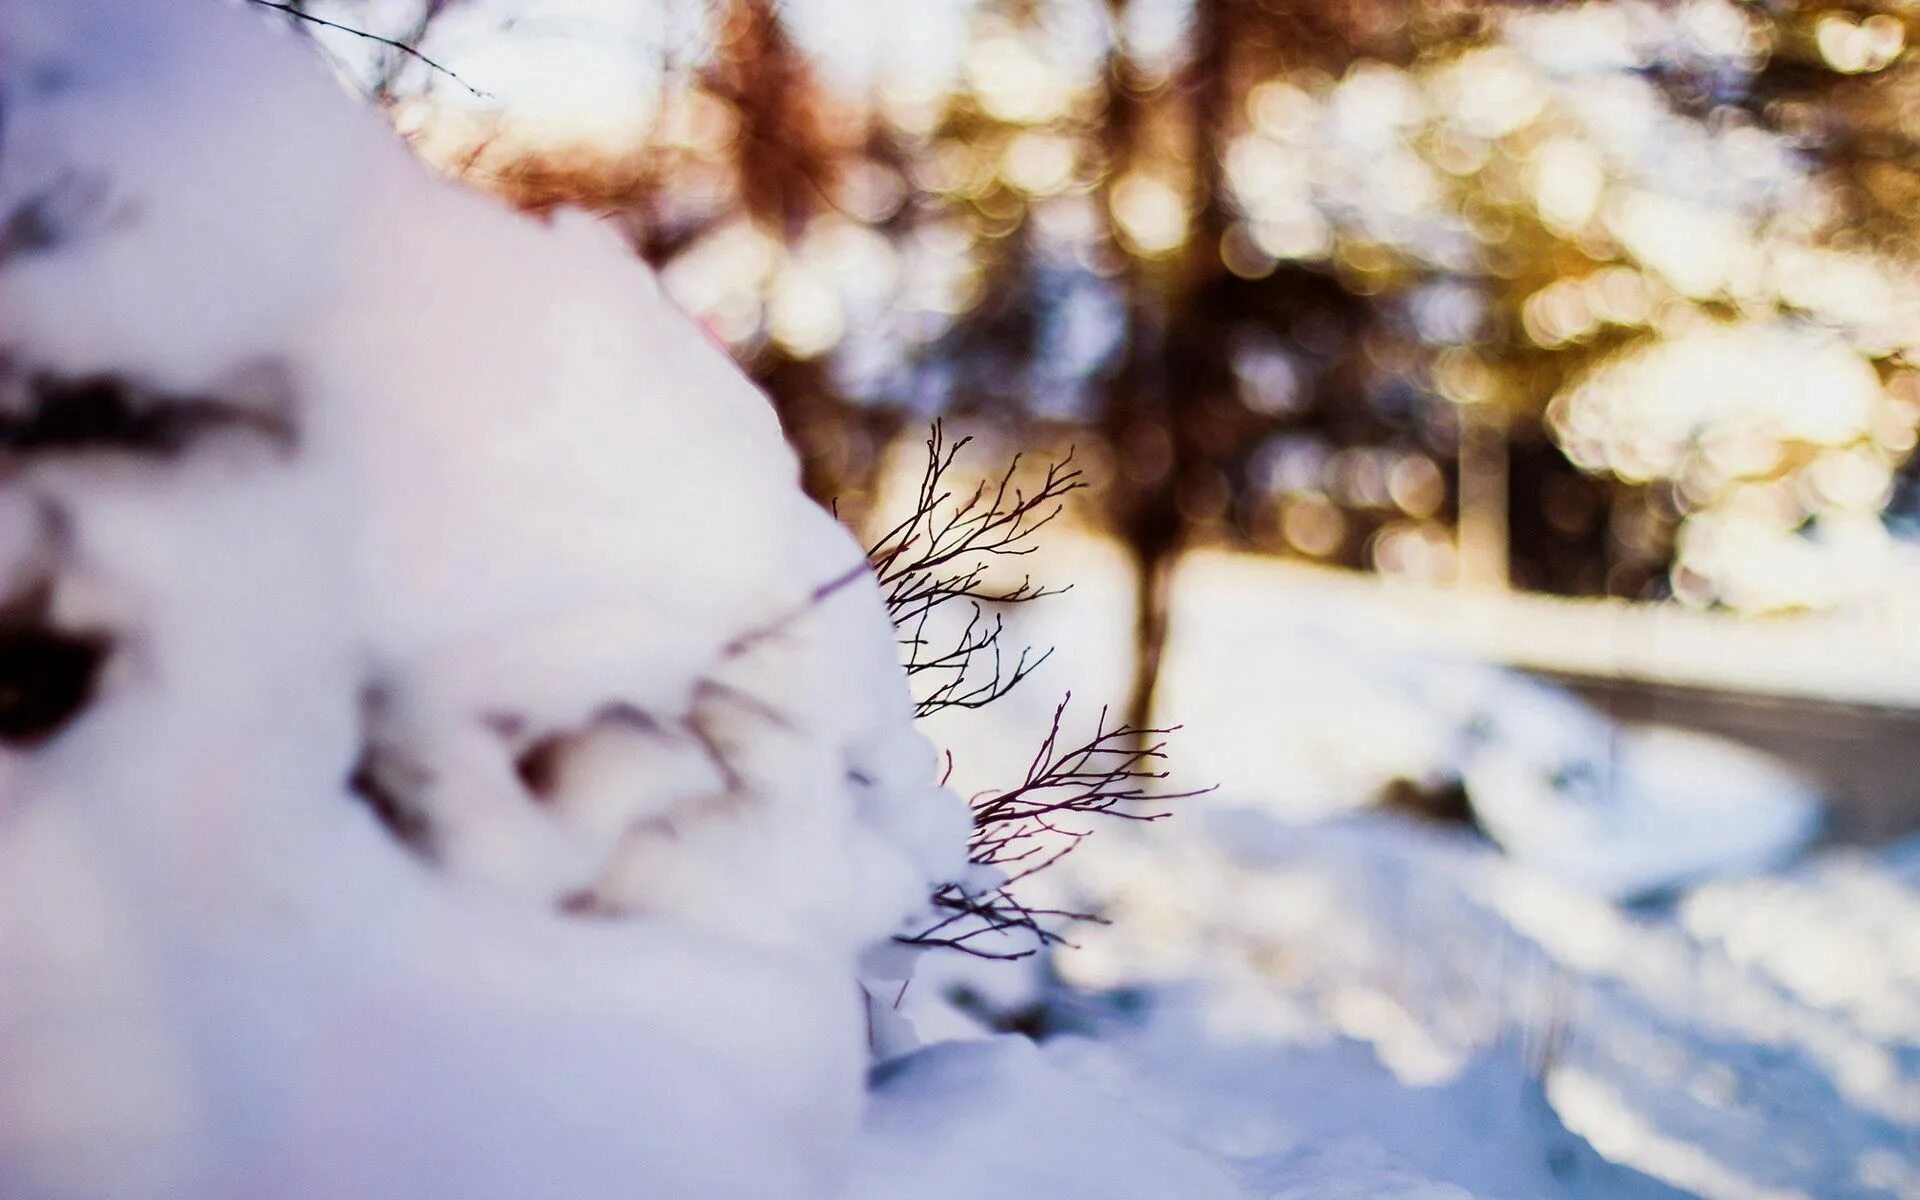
[1731,1,1920,253]
[305,0,1920,664]
[695,0,904,507]
[909,0,1498,722]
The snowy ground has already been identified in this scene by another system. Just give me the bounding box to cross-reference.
[1048,814,1920,1200]
[916,530,1828,896]
[898,528,1920,1200]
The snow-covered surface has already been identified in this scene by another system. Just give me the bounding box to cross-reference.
[914,530,1826,899]
[3,6,1912,1199]
[1171,546,1920,713]
[0,4,970,1196]
[862,815,1920,1198]
[1052,811,1920,1200]
[851,1036,1246,1200]
[892,520,1912,1199]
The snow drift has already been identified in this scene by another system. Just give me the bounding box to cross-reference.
[0,2,972,1196]
[0,6,1291,1199]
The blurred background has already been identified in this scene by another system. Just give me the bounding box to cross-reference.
[262,4,1920,1193]
[281,0,1920,846]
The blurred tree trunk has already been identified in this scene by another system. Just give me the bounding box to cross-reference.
[1455,400,1510,591]
[1102,0,1238,730]
[708,0,897,512]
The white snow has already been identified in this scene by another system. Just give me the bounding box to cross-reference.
[876,518,1912,1197]
[1028,804,1918,1200]
[850,1036,1246,1200]
[0,2,968,1196]
[909,529,1824,899]
[3,6,1912,1200]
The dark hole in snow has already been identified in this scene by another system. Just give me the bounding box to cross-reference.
[1377,774,1479,830]
[347,748,436,854]
[0,172,122,264]
[27,63,75,95]
[480,711,527,740]
[0,625,107,747]
[559,889,616,918]
[346,685,437,855]
[1,372,295,457]
[945,984,1076,1040]
[0,192,79,261]
[514,734,565,800]
[515,702,663,802]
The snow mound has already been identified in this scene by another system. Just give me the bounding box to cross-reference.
[1157,557,1821,897]
[1449,677,1822,897]
[0,2,970,1196]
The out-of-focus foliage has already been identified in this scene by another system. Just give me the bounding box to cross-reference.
[304,0,1920,641]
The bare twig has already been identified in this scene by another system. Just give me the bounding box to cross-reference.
[899,694,1214,959]
[247,0,489,98]
[721,559,871,660]
[866,422,1084,718]
[845,424,1207,958]
[862,424,1205,958]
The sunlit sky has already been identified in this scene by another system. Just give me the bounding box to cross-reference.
[301,0,984,141]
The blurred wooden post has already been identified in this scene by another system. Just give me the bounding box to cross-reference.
[1456,400,1510,591]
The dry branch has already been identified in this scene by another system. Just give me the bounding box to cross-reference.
[246,0,487,98]
[865,423,1083,718]
[864,425,1208,959]
[899,695,1214,960]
